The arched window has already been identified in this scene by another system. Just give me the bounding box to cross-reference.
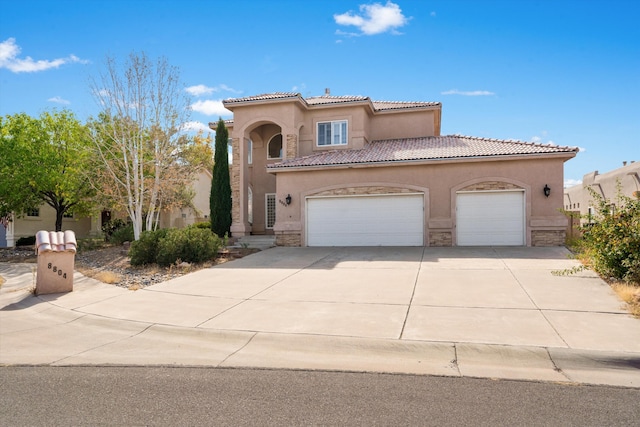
[267,134,283,159]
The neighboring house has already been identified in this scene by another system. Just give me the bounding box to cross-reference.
[1,206,99,248]
[212,91,578,247]
[564,161,640,226]
[159,168,212,229]
[1,170,213,248]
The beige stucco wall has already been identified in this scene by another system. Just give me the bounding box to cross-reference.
[7,205,92,247]
[564,161,640,223]
[272,156,569,247]
[370,109,437,141]
[160,169,213,229]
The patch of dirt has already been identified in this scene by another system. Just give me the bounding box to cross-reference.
[1,245,260,290]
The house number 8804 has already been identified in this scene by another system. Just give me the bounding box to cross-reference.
[47,262,67,279]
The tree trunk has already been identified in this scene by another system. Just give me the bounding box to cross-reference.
[55,208,64,232]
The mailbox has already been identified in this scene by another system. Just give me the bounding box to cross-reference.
[35,230,77,295]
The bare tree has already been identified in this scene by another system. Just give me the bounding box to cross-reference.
[88,52,193,240]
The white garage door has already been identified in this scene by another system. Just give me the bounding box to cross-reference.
[307,194,424,246]
[456,191,525,246]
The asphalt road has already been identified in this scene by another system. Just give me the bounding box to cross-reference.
[2,367,639,426]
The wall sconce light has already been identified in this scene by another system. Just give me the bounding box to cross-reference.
[543,184,551,198]
[285,194,292,205]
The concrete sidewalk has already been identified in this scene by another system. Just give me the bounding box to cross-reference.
[1,247,639,388]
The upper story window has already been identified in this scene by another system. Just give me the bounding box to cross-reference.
[317,120,347,146]
[268,134,283,159]
[27,208,40,217]
[247,139,253,164]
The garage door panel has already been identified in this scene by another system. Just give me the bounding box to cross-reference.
[457,192,524,246]
[307,195,423,246]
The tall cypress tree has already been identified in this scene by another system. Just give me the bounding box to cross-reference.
[210,118,232,237]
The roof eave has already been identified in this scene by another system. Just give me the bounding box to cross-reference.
[222,94,307,110]
[372,104,442,114]
[266,151,577,174]
[307,99,373,112]
[208,119,234,131]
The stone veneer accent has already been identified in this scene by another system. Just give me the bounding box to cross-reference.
[285,134,298,159]
[276,233,301,247]
[312,187,417,197]
[531,230,566,246]
[460,181,522,191]
[429,231,452,247]
[231,137,241,224]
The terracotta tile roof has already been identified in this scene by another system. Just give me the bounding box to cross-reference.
[268,135,579,170]
[223,92,440,111]
[371,100,441,110]
[208,118,234,130]
[305,95,369,105]
[224,92,301,105]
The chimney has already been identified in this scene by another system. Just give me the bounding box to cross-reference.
[325,88,330,96]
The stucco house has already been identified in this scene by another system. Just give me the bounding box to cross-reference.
[159,169,213,229]
[0,207,99,248]
[564,161,640,226]
[212,91,578,247]
[1,169,213,248]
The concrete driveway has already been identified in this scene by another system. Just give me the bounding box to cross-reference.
[2,246,640,387]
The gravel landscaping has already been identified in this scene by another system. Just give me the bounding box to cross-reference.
[0,245,258,290]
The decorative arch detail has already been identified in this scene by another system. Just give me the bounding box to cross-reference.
[453,177,529,193]
[458,180,524,192]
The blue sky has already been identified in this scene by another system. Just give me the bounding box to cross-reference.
[1,0,638,186]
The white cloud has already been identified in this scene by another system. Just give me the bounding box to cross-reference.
[48,96,70,105]
[441,89,495,96]
[291,83,307,93]
[185,84,216,96]
[564,178,582,188]
[185,84,241,97]
[334,1,409,35]
[532,135,568,148]
[0,38,88,73]
[180,121,214,133]
[219,84,241,94]
[191,99,232,116]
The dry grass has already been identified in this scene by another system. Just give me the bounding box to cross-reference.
[92,270,122,284]
[611,282,640,318]
[75,262,124,285]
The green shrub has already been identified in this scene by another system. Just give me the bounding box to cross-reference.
[129,228,169,266]
[16,235,36,246]
[76,238,108,252]
[192,221,211,230]
[580,187,640,283]
[102,219,127,241]
[109,222,134,245]
[155,227,221,267]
